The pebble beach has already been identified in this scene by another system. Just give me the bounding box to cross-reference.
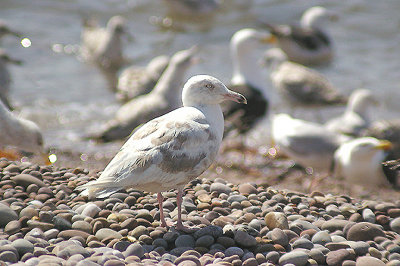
[1,159,400,265]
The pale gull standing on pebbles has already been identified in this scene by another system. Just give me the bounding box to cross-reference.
[325,89,378,136]
[264,48,346,115]
[0,100,45,160]
[271,113,351,173]
[90,46,197,142]
[333,137,397,187]
[0,20,22,41]
[77,75,247,230]
[0,49,22,110]
[116,55,170,102]
[223,28,270,135]
[261,6,338,65]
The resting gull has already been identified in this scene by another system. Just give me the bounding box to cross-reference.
[264,48,346,114]
[333,137,396,187]
[91,46,197,142]
[0,100,45,160]
[271,113,351,173]
[81,16,129,71]
[262,6,338,65]
[0,49,22,110]
[116,55,170,102]
[0,20,22,41]
[325,89,378,136]
[78,75,246,230]
[223,28,270,134]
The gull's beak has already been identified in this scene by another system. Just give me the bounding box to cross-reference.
[9,57,23,65]
[223,90,247,104]
[375,140,392,151]
[261,35,276,44]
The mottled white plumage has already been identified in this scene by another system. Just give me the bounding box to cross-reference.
[271,113,351,172]
[333,137,392,187]
[325,89,378,136]
[78,75,246,229]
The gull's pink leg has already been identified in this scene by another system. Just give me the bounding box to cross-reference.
[176,189,185,231]
[157,192,168,228]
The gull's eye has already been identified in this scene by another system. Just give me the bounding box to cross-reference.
[205,84,214,90]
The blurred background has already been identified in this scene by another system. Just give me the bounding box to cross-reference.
[1,0,400,173]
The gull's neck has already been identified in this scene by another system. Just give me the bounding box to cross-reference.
[154,61,187,107]
[300,10,324,29]
[347,101,369,122]
[231,44,269,99]
[194,103,224,142]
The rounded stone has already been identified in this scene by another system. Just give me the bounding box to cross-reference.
[72,220,92,234]
[11,239,34,257]
[390,217,400,234]
[279,251,308,266]
[123,243,144,258]
[356,256,385,266]
[210,183,231,194]
[265,212,289,230]
[238,183,258,195]
[195,235,215,248]
[175,235,195,248]
[95,228,122,241]
[347,222,385,241]
[11,174,46,188]
[0,250,18,263]
[0,203,18,227]
[234,230,257,248]
[271,228,288,246]
[312,231,332,245]
[326,249,356,265]
[292,238,314,250]
[81,203,101,218]
[225,247,244,257]
[5,220,21,234]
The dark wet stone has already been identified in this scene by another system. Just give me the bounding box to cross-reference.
[195,235,214,248]
[0,203,18,227]
[225,247,244,257]
[234,230,257,248]
[175,234,195,248]
[193,225,223,239]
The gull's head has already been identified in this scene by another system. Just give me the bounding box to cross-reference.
[231,28,271,53]
[0,49,22,65]
[348,89,378,115]
[301,6,339,28]
[170,46,198,68]
[107,16,126,34]
[182,75,247,106]
[343,137,391,159]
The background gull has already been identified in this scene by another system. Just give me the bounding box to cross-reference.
[162,0,220,18]
[78,75,246,230]
[261,6,338,65]
[0,49,22,110]
[264,48,346,116]
[0,100,45,160]
[90,46,197,142]
[333,137,397,188]
[116,55,170,103]
[364,119,400,158]
[325,89,378,136]
[223,28,270,135]
[271,113,351,173]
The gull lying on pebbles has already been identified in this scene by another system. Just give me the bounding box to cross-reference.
[0,20,22,41]
[90,46,197,142]
[0,100,45,161]
[78,75,246,230]
[116,55,170,102]
[262,6,338,65]
[325,89,378,136]
[0,49,22,110]
[264,48,346,114]
[333,137,397,187]
[271,113,351,173]
[223,28,270,134]
[81,16,129,71]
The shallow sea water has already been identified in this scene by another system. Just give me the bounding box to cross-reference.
[1,0,400,166]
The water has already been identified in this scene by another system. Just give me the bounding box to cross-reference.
[1,0,400,165]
